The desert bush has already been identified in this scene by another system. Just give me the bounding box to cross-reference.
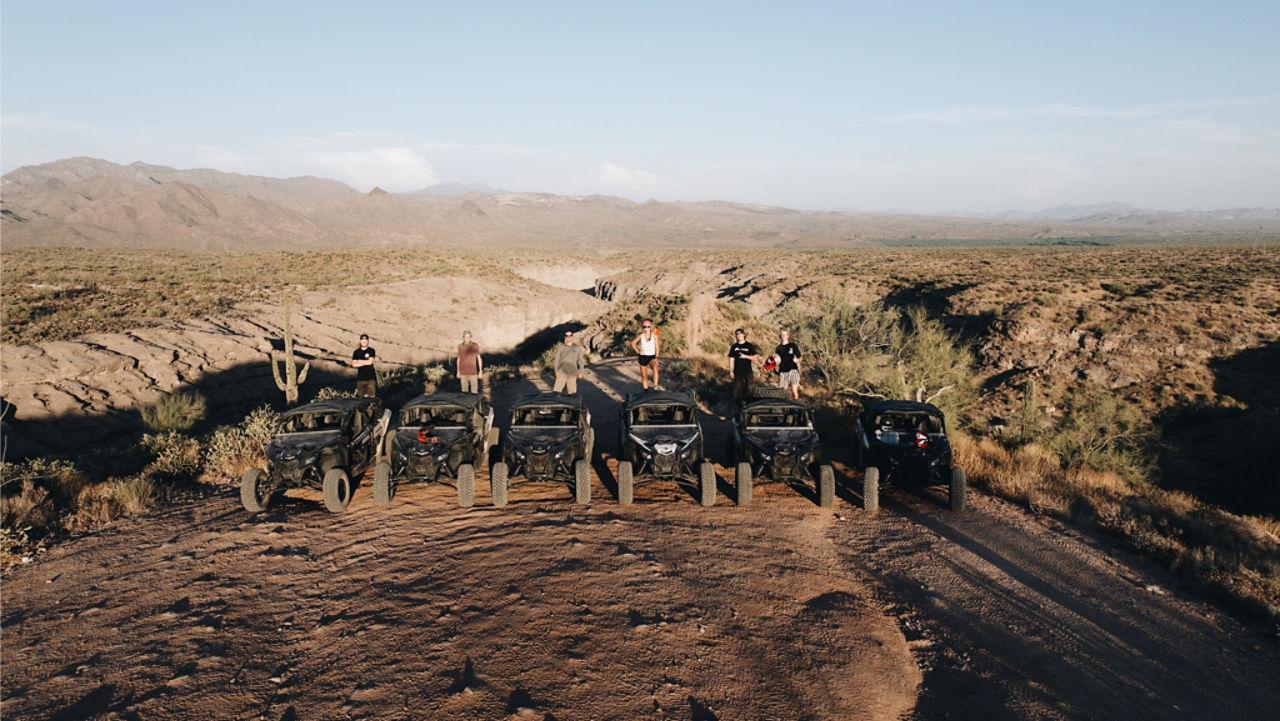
[779,295,976,417]
[487,364,518,383]
[140,391,207,432]
[140,431,201,481]
[1,457,89,536]
[313,386,357,401]
[1045,385,1158,485]
[421,364,449,386]
[108,475,159,515]
[202,405,279,480]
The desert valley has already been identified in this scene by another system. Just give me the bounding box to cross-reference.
[2,158,1279,720]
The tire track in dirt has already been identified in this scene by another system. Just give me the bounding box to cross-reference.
[828,489,1280,721]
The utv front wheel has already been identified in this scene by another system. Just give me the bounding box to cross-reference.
[490,462,509,507]
[863,466,880,514]
[574,459,591,504]
[617,460,634,505]
[373,462,393,507]
[736,462,752,506]
[950,467,967,513]
[322,468,353,513]
[240,468,270,513]
[818,464,835,508]
[699,461,717,507]
[457,464,476,508]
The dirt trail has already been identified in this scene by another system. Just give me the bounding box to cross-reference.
[4,360,1279,720]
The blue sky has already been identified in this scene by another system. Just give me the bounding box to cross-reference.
[3,1,1277,212]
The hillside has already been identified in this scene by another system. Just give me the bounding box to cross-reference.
[4,158,1278,251]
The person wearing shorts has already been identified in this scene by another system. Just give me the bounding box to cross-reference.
[774,329,802,400]
[553,330,587,395]
[456,330,483,394]
[630,319,661,390]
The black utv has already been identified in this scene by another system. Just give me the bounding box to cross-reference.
[854,400,965,513]
[241,397,389,514]
[373,392,497,508]
[617,390,716,506]
[491,393,595,506]
[727,394,834,507]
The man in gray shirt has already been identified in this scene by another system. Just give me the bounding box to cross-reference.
[553,330,587,396]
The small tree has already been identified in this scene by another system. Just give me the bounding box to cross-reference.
[271,291,309,406]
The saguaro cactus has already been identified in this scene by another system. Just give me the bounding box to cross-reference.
[271,291,310,405]
[1020,377,1038,443]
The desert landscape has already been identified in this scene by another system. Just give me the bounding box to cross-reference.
[3,159,1280,720]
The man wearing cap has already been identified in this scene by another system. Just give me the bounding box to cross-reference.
[552,330,587,396]
[352,333,377,397]
[727,328,760,402]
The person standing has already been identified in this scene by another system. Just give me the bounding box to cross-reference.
[630,319,661,390]
[455,330,483,394]
[352,333,377,397]
[774,329,802,400]
[727,328,760,402]
[552,330,587,396]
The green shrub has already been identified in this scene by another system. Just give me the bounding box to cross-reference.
[109,475,159,514]
[778,295,976,417]
[1045,385,1158,485]
[202,405,279,480]
[140,391,207,432]
[140,432,201,481]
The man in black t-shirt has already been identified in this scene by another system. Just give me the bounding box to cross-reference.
[774,329,801,400]
[727,328,760,402]
[352,333,377,397]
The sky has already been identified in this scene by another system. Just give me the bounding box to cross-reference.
[3,1,1278,213]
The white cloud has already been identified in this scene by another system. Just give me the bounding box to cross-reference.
[308,146,438,191]
[595,161,661,190]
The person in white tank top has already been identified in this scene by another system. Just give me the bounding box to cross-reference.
[630,319,662,390]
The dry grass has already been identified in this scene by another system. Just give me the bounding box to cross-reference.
[955,434,1280,622]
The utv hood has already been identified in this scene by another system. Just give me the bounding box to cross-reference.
[744,428,818,453]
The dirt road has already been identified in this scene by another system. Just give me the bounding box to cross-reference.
[4,360,1278,720]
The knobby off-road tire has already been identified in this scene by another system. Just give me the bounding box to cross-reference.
[322,467,353,513]
[736,462,753,505]
[617,460,634,505]
[950,466,967,513]
[574,459,591,504]
[485,427,500,464]
[490,462,509,507]
[240,468,270,513]
[457,464,476,508]
[751,387,790,400]
[818,464,835,508]
[699,461,717,507]
[863,466,880,514]
[373,462,394,507]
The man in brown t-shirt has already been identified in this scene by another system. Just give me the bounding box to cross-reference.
[456,330,483,394]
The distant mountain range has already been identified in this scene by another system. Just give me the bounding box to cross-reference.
[3,157,1277,251]
[945,203,1280,223]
